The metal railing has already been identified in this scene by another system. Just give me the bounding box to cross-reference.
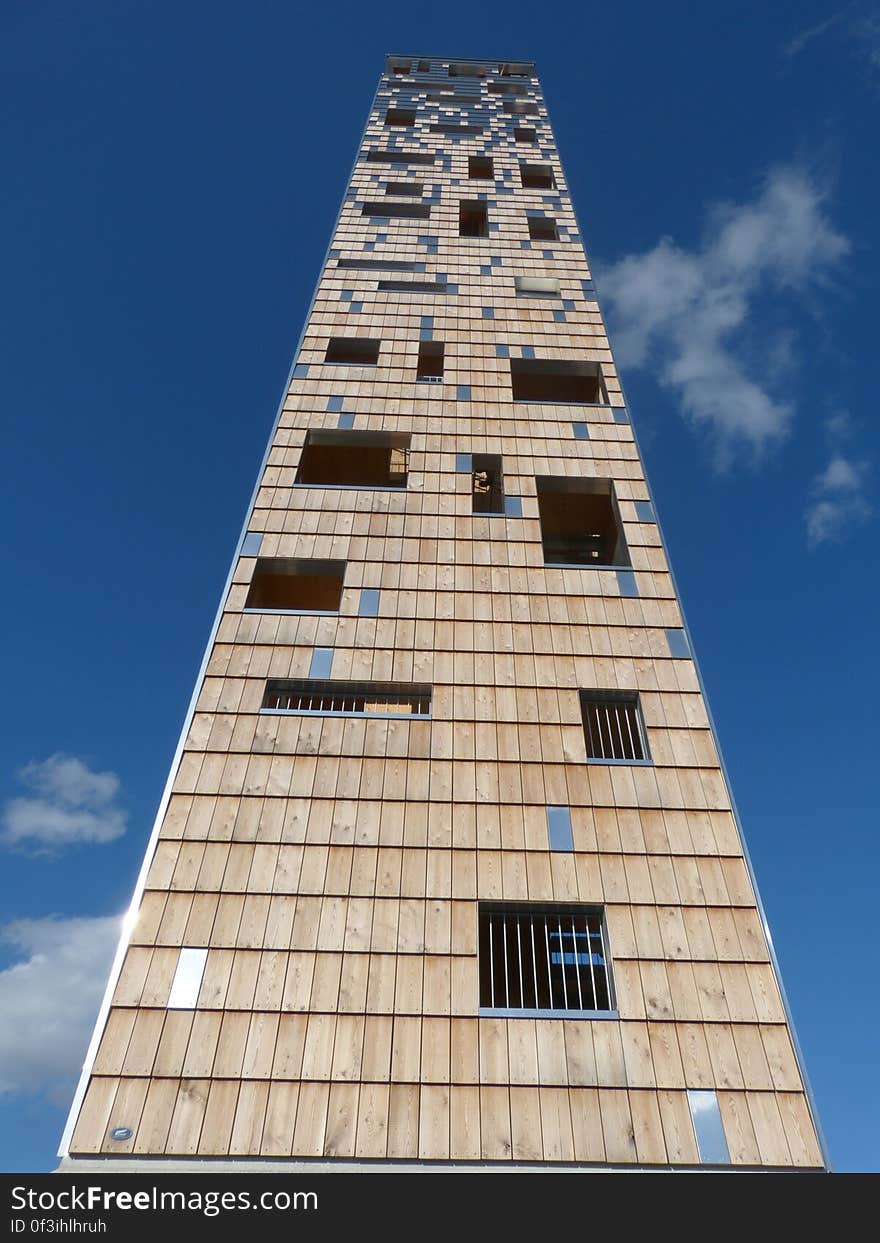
[479,905,613,1013]
[580,691,647,761]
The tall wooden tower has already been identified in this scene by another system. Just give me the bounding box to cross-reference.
[60,53,827,1171]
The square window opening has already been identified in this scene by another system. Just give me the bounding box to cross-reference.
[385,108,416,126]
[324,337,381,365]
[535,475,631,567]
[580,690,649,762]
[527,216,558,240]
[520,162,556,189]
[296,429,410,488]
[468,155,494,180]
[510,357,607,404]
[515,127,537,142]
[244,557,346,612]
[479,903,615,1015]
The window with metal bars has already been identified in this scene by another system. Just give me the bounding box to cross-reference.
[479,904,615,1017]
[580,690,650,762]
[261,679,431,718]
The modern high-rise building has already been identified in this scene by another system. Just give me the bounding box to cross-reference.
[60,53,827,1171]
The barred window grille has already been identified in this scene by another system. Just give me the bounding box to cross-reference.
[580,690,648,762]
[479,904,614,1015]
[262,679,431,717]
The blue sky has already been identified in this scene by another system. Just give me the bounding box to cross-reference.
[1,1,877,1172]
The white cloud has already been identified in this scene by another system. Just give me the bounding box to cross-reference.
[784,5,856,58]
[805,452,871,545]
[2,754,127,851]
[599,165,849,461]
[0,914,121,1099]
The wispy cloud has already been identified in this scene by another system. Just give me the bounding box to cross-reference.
[784,3,856,57]
[806,447,872,545]
[0,914,120,1100]
[2,755,127,852]
[784,2,880,82]
[599,164,849,462]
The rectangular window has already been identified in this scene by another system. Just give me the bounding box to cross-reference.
[488,81,528,95]
[385,108,415,126]
[377,279,448,294]
[536,475,630,566]
[514,275,560,297]
[262,678,431,717]
[167,948,208,1010]
[510,358,607,404]
[384,181,424,196]
[479,904,615,1017]
[580,690,649,762]
[429,123,485,135]
[296,430,410,488]
[503,100,539,115]
[448,61,486,77]
[471,453,504,514]
[468,155,494,179]
[365,150,436,165]
[500,62,533,77]
[244,558,346,612]
[514,127,536,142]
[459,200,488,237]
[688,1091,731,1165]
[417,340,444,381]
[527,215,558,240]
[336,258,420,271]
[389,61,411,75]
[520,162,556,189]
[361,200,432,219]
[325,337,381,365]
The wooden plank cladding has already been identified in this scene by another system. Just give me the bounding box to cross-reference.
[63,53,825,1169]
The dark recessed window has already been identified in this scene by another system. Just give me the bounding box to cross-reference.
[472,454,504,514]
[385,108,415,126]
[365,150,436,166]
[336,258,420,271]
[520,163,556,189]
[325,337,381,365]
[468,155,494,179]
[580,690,649,762]
[244,558,346,612]
[449,62,486,77]
[362,200,432,219]
[377,279,448,294]
[429,123,485,135]
[535,476,630,567]
[263,679,431,717]
[296,430,410,488]
[500,62,533,77]
[510,358,607,404]
[384,181,424,196]
[503,100,539,115]
[514,127,536,142]
[479,903,615,1016]
[459,200,488,237]
[417,340,444,381]
[488,81,528,95]
[527,216,558,241]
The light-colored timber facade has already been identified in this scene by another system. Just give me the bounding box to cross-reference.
[60,53,827,1171]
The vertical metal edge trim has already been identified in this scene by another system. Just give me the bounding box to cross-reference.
[57,68,386,1160]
